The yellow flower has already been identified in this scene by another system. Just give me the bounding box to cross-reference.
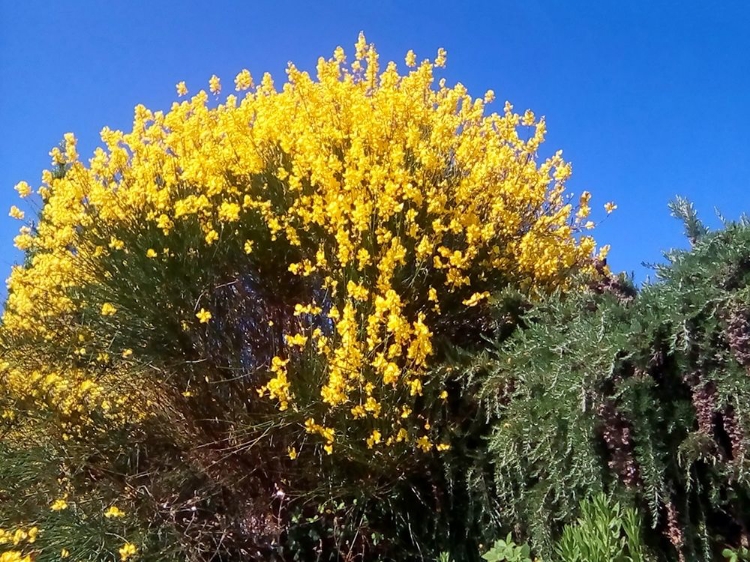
[462,291,490,307]
[101,303,117,316]
[405,49,417,67]
[604,201,617,213]
[156,214,173,234]
[8,206,24,220]
[218,202,241,223]
[146,248,157,258]
[287,446,298,460]
[209,74,221,95]
[108,237,125,251]
[14,180,32,198]
[122,349,133,359]
[104,505,126,518]
[366,429,382,448]
[176,81,188,96]
[285,333,308,347]
[234,69,253,91]
[439,390,448,401]
[119,542,138,561]
[51,498,69,511]
[11,528,27,545]
[61,548,71,558]
[416,436,433,452]
[0,552,32,562]
[244,240,254,254]
[436,443,451,452]
[205,230,219,245]
[435,47,447,67]
[196,308,212,324]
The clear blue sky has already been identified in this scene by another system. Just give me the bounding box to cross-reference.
[2,1,750,301]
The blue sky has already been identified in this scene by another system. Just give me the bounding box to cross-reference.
[2,1,750,301]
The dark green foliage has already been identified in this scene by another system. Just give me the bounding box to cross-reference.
[462,207,750,560]
[0,441,182,561]
[8,197,750,561]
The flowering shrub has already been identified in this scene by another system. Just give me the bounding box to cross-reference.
[3,34,603,454]
[0,35,607,559]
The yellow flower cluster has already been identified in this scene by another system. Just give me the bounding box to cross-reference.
[50,497,69,511]
[257,357,293,411]
[2,34,604,453]
[0,526,37,562]
[119,542,137,561]
[0,356,145,436]
[0,526,38,546]
[305,418,335,454]
[104,505,126,518]
[0,553,31,562]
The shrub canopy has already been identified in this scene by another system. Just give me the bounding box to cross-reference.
[0,35,606,561]
[2,34,602,451]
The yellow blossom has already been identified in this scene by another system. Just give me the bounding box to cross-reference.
[101,303,117,316]
[176,81,188,96]
[205,230,219,245]
[9,206,24,220]
[27,527,38,543]
[285,333,308,347]
[51,498,69,511]
[156,214,173,234]
[462,291,490,307]
[196,308,212,324]
[234,69,253,91]
[14,181,32,198]
[416,436,433,452]
[104,505,126,518]
[108,237,125,251]
[119,542,138,561]
[366,429,382,448]
[218,202,241,223]
[209,74,221,95]
[435,47,447,67]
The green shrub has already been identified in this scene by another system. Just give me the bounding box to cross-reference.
[462,205,750,560]
[556,494,652,562]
